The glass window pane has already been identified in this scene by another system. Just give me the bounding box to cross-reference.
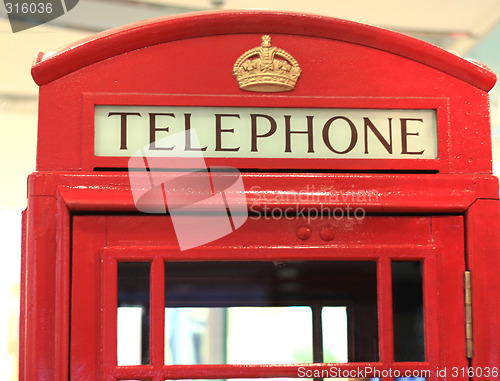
[117,307,143,365]
[165,307,226,364]
[117,262,150,366]
[322,306,348,363]
[164,261,378,364]
[164,306,312,364]
[392,261,425,362]
[227,306,312,364]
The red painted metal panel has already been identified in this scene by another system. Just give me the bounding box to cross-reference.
[71,216,107,380]
[70,214,466,380]
[26,171,500,213]
[432,216,468,377]
[466,200,500,379]
[31,11,495,90]
[105,215,432,249]
[22,196,59,381]
[30,11,495,172]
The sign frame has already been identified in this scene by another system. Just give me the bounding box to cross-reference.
[82,93,449,171]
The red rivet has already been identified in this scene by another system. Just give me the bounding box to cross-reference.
[320,225,335,241]
[296,225,312,240]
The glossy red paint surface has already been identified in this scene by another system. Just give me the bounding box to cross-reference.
[466,200,500,371]
[31,11,496,90]
[31,11,495,173]
[20,10,500,381]
[70,214,464,380]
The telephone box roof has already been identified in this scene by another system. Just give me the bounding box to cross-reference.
[31,10,496,91]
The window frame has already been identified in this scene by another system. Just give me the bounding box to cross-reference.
[102,246,436,380]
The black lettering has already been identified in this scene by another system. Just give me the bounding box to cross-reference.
[285,115,314,153]
[401,118,425,155]
[108,112,141,150]
[215,114,240,152]
[184,113,207,151]
[364,117,393,154]
[149,113,175,150]
[251,114,277,152]
[322,116,358,154]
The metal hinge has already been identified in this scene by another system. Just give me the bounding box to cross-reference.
[464,271,473,359]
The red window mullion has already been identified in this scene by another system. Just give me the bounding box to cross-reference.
[423,255,439,374]
[103,256,118,381]
[150,257,165,371]
[377,256,394,366]
[111,365,154,379]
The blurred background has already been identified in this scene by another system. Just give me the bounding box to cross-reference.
[1,1,500,380]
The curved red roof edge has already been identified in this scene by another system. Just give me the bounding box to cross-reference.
[31,10,497,91]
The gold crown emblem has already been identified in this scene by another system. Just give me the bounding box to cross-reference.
[233,35,301,92]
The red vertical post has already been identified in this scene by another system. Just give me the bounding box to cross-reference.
[71,216,108,380]
[22,196,58,381]
[466,200,500,378]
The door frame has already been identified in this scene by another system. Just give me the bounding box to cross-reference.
[21,171,500,380]
[72,214,464,381]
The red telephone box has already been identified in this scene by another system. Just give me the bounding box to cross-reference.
[21,10,500,381]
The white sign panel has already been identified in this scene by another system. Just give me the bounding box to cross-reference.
[94,106,437,159]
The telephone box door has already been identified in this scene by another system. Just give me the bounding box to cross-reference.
[71,213,467,381]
